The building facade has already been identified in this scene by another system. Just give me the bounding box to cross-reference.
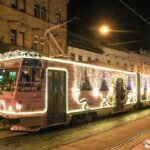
[68,33,150,75]
[0,0,69,55]
[0,1,149,75]
[68,32,104,61]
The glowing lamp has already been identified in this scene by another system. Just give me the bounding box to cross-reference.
[8,105,13,112]
[16,103,22,111]
[99,25,110,35]
[93,88,99,98]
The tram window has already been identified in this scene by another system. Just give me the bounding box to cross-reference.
[23,59,42,67]
[20,67,44,83]
[0,75,4,84]
[0,69,18,92]
[20,68,31,82]
[41,69,44,81]
[9,72,16,81]
[23,59,30,66]
[32,68,41,82]
[19,67,43,92]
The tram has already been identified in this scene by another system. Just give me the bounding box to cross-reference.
[0,50,150,131]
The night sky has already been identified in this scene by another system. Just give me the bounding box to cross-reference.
[68,0,150,51]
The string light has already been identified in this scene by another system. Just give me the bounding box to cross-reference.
[0,50,139,116]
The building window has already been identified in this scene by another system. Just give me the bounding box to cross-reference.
[19,0,26,12]
[56,11,61,24]
[18,32,25,47]
[71,53,75,60]
[107,60,111,65]
[10,29,17,45]
[40,38,45,53]
[34,2,40,17]
[88,57,91,61]
[116,62,119,66]
[78,55,82,62]
[145,67,147,74]
[124,63,127,69]
[11,0,18,9]
[40,44,44,54]
[137,66,140,73]
[33,36,38,51]
[131,65,134,72]
[41,7,46,20]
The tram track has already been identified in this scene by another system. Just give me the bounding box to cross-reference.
[41,113,150,150]
[0,118,11,131]
[107,128,150,150]
[0,109,150,150]
[0,118,28,141]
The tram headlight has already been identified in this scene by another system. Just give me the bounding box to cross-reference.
[16,103,22,111]
[8,105,13,112]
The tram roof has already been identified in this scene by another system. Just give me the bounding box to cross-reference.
[0,50,137,74]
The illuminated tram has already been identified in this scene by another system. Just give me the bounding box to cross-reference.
[0,50,150,131]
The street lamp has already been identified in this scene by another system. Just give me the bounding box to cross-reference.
[99,25,110,35]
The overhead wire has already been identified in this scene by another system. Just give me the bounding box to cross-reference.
[108,38,150,46]
[119,0,150,25]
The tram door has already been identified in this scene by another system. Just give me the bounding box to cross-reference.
[116,78,124,111]
[47,69,66,125]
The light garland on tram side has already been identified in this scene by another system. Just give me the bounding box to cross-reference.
[0,50,137,74]
[46,67,69,115]
[140,74,150,102]
[0,50,141,116]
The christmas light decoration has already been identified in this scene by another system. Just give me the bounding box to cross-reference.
[0,50,138,116]
[0,100,5,111]
[16,102,22,111]
[140,74,150,101]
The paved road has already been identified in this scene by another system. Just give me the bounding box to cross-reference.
[0,130,25,140]
[0,109,150,150]
[52,115,150,150]
[116,133,150,150]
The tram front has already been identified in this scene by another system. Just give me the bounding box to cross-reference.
[0,58,21,118]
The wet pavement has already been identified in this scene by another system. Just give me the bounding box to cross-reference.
[115,133,150,150]
[0,109,150,150]
[51,115,150,150]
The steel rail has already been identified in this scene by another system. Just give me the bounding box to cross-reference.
[107,128,150,150]
[41,114,150,150]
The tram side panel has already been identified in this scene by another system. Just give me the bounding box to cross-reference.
[46,61,81,112]
[69,64,137,115]
[15,59,138,129]
[140,74,150,107]
[46,61,137,125]
[0,59,22,117]
[0,58,138,129]
[15,59,47,113]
